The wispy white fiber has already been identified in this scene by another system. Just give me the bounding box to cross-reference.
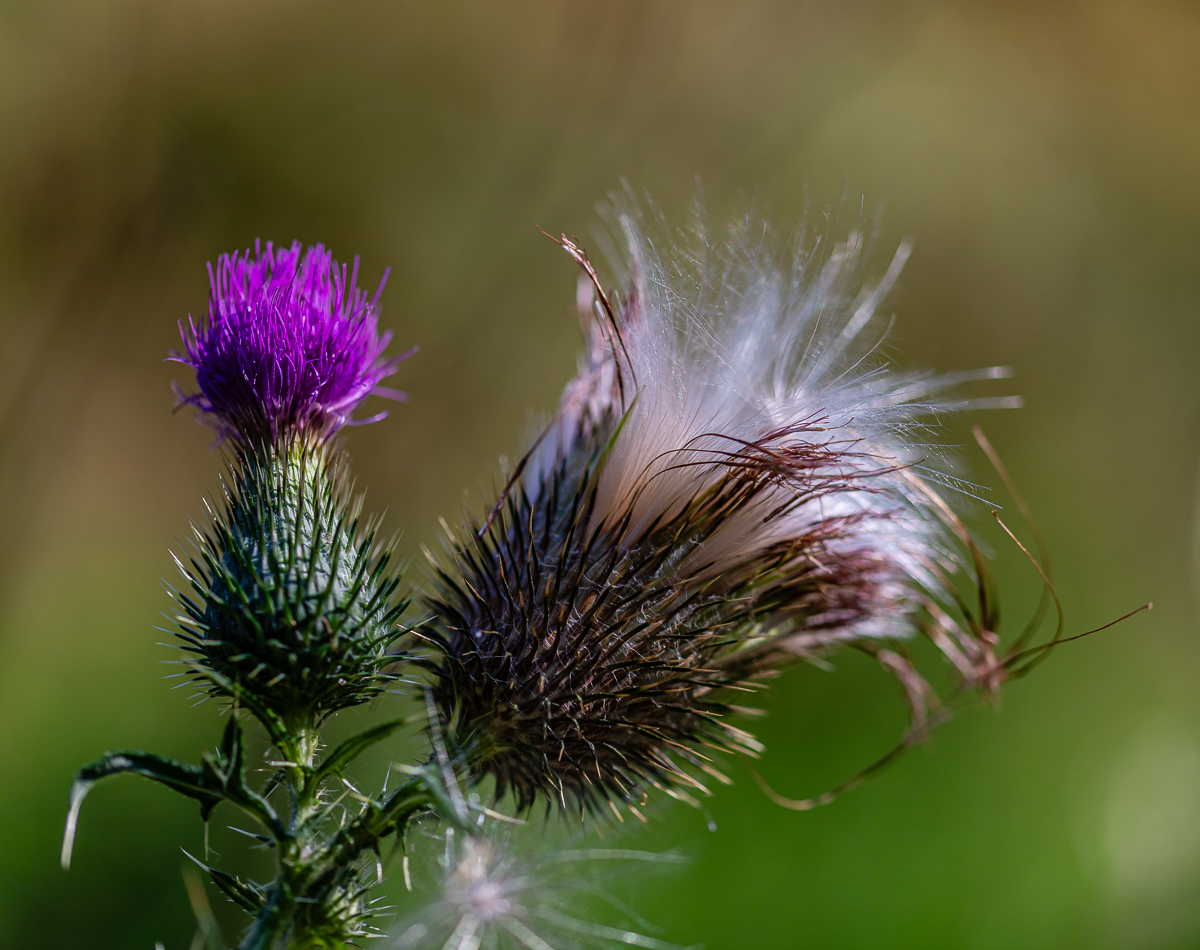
[393,827,690,950]
[537,192,1012,642]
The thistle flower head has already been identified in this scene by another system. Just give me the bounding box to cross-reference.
[426,198,1015,813]
[173,240,412,446]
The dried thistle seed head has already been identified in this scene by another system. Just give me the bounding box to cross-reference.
[172,438,408,720]
[172,240,414,446]
[426,197,1017,813]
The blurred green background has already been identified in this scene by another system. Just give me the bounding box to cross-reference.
[0,1,1198,947]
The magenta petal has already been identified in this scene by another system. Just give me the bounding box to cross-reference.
[174,241,414,444]
[345,410,390,426]
[370,386,409,403]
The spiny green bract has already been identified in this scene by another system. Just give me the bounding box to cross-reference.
[172,438,409,721]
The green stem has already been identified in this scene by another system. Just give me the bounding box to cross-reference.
[284,716,320,832]
[232,715,448,950]
[233,717,319,950]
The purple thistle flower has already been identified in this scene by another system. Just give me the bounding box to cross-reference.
[173,240,414,445]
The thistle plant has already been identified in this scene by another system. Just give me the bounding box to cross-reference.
[62,241,456,949]
[62,198,1104,950]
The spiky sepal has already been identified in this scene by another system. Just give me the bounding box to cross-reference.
[173,436,408,722]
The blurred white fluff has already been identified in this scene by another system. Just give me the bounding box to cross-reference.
[537,194,1015,642]
[393,827,688,950]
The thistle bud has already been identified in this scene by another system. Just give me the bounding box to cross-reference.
[169,242,413,722]
[426,202,1011,813]
[174,441,408,720]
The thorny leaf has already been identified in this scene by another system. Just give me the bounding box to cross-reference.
[184,850,265,915]
[63,752,222,870]
[62,717,281,871]
[308,717,410,791]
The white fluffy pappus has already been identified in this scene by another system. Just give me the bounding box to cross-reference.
[536,194,1017,646]
[393,826,690,950]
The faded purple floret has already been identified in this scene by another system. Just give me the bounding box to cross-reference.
[172,240,413,445]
